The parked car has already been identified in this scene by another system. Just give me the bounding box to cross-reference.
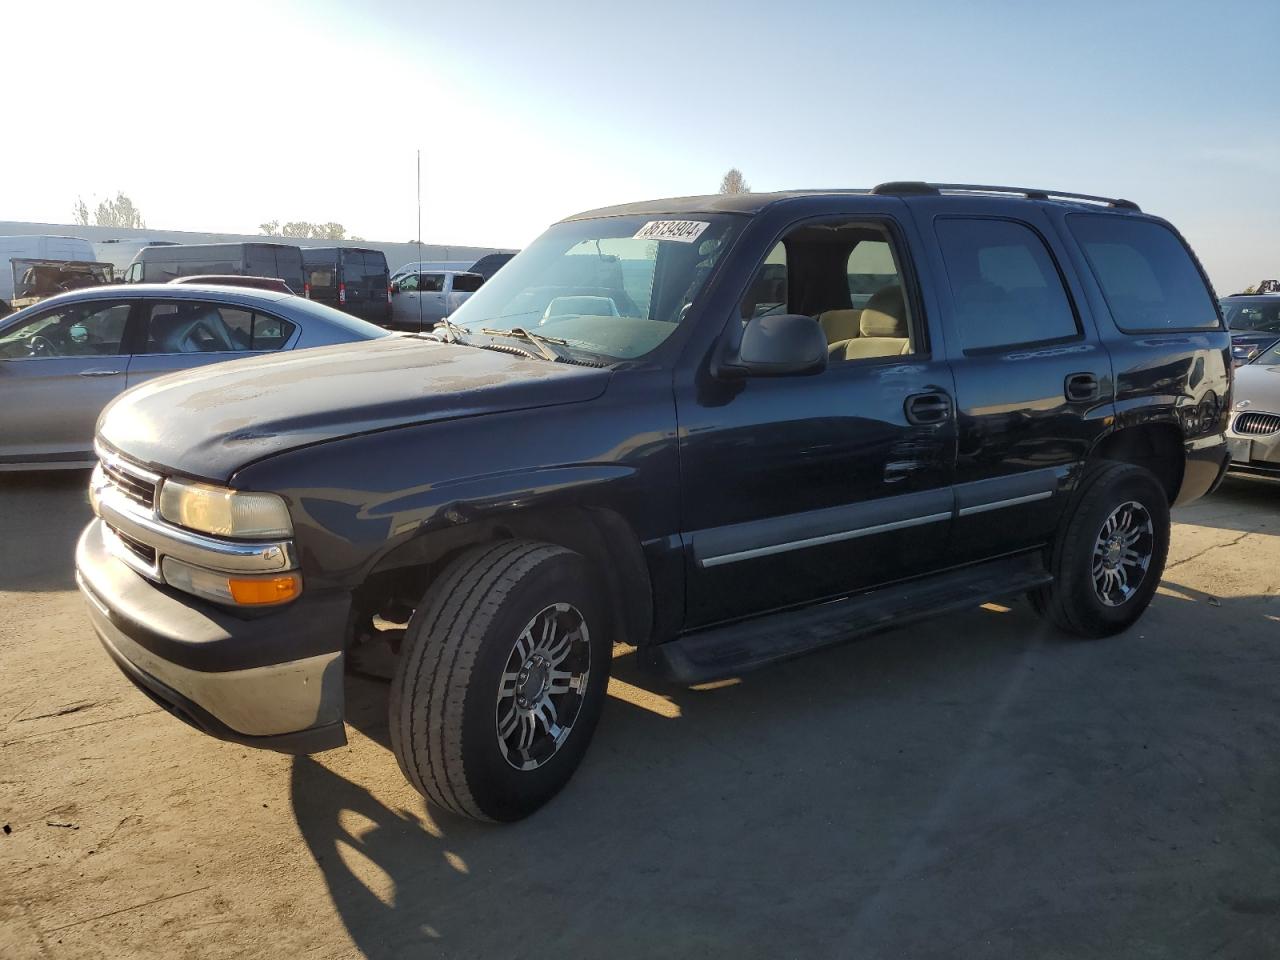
[170,275,295,294]
[79,182,1229,821]
[468,252,517,280]
[389,269,483,331]
[301,247,391,325]
[1225,337,1280,478]
[1220,294,1280,365]
[0,284,388,470]
[390,259,472,284]
[0,235,101,315]
[123,242,306,295]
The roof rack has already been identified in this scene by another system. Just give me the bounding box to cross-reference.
[871,181,1140,211]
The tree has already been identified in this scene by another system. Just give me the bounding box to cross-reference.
[719,168,751,195]
[73,192,146,228]
[260,219,355,240]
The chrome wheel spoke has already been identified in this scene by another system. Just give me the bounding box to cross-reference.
[1092,500,1155,607]
[495,602,592,770]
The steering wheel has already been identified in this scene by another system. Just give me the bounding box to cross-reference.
[27,335,56,358]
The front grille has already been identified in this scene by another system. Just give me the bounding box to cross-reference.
[107,523,157,567]
[101,457,157,509]
[1234,411,1280,436]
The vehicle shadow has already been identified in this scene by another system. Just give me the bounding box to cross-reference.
[0,470,92,592]
[289,587,1280,959]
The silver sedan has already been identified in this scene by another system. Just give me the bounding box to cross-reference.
[0,283,390,470]
[1226,338,1280,478]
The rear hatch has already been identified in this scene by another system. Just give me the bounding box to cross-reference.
[11,259,113,309]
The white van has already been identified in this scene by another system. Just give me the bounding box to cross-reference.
[0,236,105,314]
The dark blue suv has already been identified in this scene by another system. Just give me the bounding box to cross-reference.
[78,182,1231,820]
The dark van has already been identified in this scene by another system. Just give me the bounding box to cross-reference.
[124,243,306,295]
[468,252,517,280]
[301,247,391,325]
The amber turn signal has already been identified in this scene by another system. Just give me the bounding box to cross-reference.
[227,574,302,606]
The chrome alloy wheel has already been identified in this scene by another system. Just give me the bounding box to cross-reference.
[1092,500,1154,607]
[495,603,591,771]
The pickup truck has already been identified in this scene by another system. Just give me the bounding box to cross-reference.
[77,182,1232,822]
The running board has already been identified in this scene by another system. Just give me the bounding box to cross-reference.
[642,552,1051,685]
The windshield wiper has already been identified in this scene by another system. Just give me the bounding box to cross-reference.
[479,326,570,362]
[430,316,467,344]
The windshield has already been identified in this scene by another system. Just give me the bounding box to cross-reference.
[449,214,743,360]
[1222,298,1280,333]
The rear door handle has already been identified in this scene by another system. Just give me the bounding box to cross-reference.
[904,391,952,425]
[1065,372,1099,402]
[79,369,122,377]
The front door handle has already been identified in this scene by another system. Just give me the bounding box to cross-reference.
[79,369,122,377]
[1065,372,1099,402]
[905,391,952,425]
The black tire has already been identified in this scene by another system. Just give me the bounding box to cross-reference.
[389,540,611,822]
[1030,462,1170,638]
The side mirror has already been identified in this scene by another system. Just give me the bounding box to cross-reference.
[718,313,828,378]
[390,281,400,294]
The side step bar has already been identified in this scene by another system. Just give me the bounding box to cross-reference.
[641,552,1051,685]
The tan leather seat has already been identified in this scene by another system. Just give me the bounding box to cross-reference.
[829,286,910,361]
[818,308,862,344]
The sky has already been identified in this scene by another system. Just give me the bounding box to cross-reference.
[2,0,1277,293]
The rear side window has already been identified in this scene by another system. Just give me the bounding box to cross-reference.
[935,218,1079,351]
[1067,215,1218,332]
[420,274,445,293]
[451,274,484,293]
[141,301,296,353]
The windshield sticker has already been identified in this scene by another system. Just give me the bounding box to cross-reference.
[632,220,710,243]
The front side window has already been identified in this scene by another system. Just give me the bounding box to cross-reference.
[0,301,132,359]
[1068,215,1218,332]
[1221,299,1280,334]
[936,218,1078,351]
[451,213,743,360]
[140,301,295,354]
[739,221,915,362]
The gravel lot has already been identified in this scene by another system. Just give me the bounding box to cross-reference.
[2,470,1278,959]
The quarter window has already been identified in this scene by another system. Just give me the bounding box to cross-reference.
[936,218,1078,351]
[1068,215,1219,332]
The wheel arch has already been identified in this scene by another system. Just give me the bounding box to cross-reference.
[359,504,654,649]
[1088,421,1185,504]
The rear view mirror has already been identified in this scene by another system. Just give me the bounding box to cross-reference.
[717,313,828,378]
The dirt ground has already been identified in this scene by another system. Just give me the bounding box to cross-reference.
[1,470,1278,959]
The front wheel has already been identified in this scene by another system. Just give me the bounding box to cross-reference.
[1030,462,1171,638]
[389,540,610,821]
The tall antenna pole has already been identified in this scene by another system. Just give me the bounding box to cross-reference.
[416,148,424,330]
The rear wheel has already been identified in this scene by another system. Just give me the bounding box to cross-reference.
[1030,462,1170,637]
[389,540,610,821]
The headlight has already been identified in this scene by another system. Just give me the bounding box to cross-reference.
[158,478,292,539]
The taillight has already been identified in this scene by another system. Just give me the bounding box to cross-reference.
[303,281,311,299]
[338,282,346,305]
[387,284,392,303]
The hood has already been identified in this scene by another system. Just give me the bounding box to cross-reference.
[99,336,611,482]
[1233,363,1280,414]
